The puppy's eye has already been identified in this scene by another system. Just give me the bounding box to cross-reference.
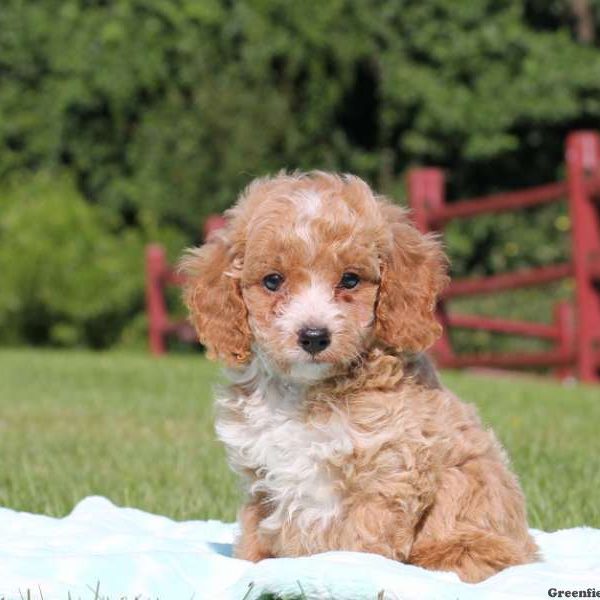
[263,273,284,292]
[339,272,360,289]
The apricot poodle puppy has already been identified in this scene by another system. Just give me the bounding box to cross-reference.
[180,172,538,582]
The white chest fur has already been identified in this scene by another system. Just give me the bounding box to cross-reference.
[215,372,355,533]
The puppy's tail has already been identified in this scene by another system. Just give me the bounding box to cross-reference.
[408,527,539,582]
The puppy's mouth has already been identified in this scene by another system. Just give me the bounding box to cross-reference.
[305,353,331,363]
[297,347,337,366]
[287,360,332,382]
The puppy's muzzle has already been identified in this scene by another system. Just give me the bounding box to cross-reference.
[298,327,331,355]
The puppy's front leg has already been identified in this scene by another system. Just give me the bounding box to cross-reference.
[234,500,273,562]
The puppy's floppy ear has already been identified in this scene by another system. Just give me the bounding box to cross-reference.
[374,204,449,353]
[179,227,252,367]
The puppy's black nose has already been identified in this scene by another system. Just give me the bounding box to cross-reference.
[298,327,331,355]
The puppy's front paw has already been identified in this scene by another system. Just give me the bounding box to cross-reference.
[235,503,273,562]
[234,538,273,562]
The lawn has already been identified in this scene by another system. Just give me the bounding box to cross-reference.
[0,348,598,531]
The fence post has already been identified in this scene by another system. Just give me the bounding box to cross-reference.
[146,244,168,356]
[203,214,228,241]
[407,168,445,233]
[407,168,453,363]
[566,131,600,382]
[554,301,575,380]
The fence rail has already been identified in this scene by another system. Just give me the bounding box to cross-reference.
[429,181,569,226]
[445,264,574,298]
[445,314,561,341]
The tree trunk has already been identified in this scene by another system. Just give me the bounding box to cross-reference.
[571,0,595,44]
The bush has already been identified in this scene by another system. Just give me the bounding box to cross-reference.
[0,172,184,348]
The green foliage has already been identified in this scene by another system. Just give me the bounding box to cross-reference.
[381,3,600,164]
[0,171,184,347]
[1,0,599,348]
[446,201,572,278]
[2,0,600,226]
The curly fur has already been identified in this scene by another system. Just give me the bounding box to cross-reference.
[179,171,538,582]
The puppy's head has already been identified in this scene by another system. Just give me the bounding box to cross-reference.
[180,172,447,381]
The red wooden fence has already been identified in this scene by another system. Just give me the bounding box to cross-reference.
[146,131,600,382]
[145,215,226,355]
[408,130,600,383]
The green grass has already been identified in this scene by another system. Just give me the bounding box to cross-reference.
[0,348,598,531]
[0,348,238,521]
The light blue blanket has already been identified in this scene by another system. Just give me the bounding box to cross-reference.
[0,497,598,599]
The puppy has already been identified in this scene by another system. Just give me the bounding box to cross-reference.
[180,172,538,582]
